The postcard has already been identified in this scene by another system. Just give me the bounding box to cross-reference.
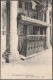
[1,0,52,79]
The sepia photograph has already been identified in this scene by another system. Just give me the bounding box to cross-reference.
[1,0,52,79]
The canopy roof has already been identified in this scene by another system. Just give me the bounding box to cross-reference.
[21,15,51,27]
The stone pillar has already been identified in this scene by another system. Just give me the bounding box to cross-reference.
[9,1,19,62]
[46,6,51,48]
[2,1,20,63]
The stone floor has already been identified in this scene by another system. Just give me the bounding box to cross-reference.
[1,47,52,79]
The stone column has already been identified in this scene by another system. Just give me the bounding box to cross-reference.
[9,1,19,62]
[46,6,51,48]
[2,1,20,63]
